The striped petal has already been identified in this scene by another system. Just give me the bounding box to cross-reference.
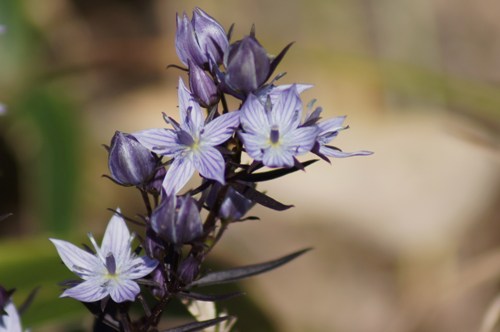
[61,278,109,302]
[49,239,101,277]
[193,145,226,184]
[132,128,180,156]
[108,279,140,303]
[202,111,240,146]
[162,156,196,194]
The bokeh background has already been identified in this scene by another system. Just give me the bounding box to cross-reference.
[1,0,500,331]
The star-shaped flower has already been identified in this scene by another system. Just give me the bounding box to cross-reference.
[239,85,319,167]
[50,210,158,303]
[133,78,240,194]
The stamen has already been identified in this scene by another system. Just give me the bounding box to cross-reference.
[106,253,117,275]
[270,125,280,144]
[88,232,105,263]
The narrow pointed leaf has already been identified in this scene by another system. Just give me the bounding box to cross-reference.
[237,159,318,182]
[189,248,311,287]
[267,42,294,81]
[231,182,293,211]
[161,316,232,332]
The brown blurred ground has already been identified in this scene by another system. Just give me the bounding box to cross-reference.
[3,0,500,331]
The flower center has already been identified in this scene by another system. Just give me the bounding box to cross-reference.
[105,253,117,275]
[270,125,280,145]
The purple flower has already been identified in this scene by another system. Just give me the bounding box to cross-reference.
[0,301,22,332]
[303,107,373,160]
[0,25,5,35]
[133,78,240,194]
[50,210,158,303]
[176,7,228,68]
[239,85,319,168]
[0,104,5,116]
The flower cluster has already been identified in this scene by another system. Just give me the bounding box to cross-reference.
[50,7,371,331]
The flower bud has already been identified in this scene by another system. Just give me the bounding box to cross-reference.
[151,194,203,246]
[224,36,271,96]
[151,267,168,298]
[146,167,167,195]
[189,64,219,107]
[206,183,255,222]
[178,255,201,285]
[108,131,159,186]
[176,7,228,68]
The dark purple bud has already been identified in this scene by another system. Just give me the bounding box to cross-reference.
[178,255,201,285]
[189,64,219,107]
[144,230,164,260]
[151,194,203,246]
[151,267,168,298]
[146,167,167,195]
[206,183,256,222]
[176,8,228,68]
[224,36,271,96]
[108,131,159,186]
[192,8,228,65]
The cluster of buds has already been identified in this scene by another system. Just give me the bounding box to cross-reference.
[50,7,371,331]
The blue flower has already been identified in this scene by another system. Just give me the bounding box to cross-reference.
[239,85,319,167]
[50,210,158,303]
[133,78,240,194]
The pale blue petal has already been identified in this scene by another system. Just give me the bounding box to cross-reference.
[283,126,319,155]
[269,83,313,104]
[162,156,196,194]
[271,85,302,134]
[124,256,159,279]
[202,111,240,145]
[132,128,180,156]
[101,210,130,262]
[262,147,294,168]
[240,94,270,134]
[61,279,109,302]
[238,132,267,161]
[318,116,347,134]
[50,239,100,277]
[108,279,140,303]
[178,78,205,136]
[320,146,373,158]
[193,145,226,184]
[0,301,22,332]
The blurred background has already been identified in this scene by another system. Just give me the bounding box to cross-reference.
[1,0,500,331]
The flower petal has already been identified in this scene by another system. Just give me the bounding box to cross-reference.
[0,301,22,332]
[271,85,302,134]
[162,156,196,194]
[193,146,226,184]
[319,146,373,158]
[283,126,319,155]
[132,128,180,156]
[178,78,205,137]
[61,279,109,302]
[240,94,270,134]
[123,256,159,279]
[317,116,347,134]
[238,132,267,161]
[50,238,100,278]
[262,146,294,168]
[108,279,140,303]
[100,211,131,262]
[202,111,240,145]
